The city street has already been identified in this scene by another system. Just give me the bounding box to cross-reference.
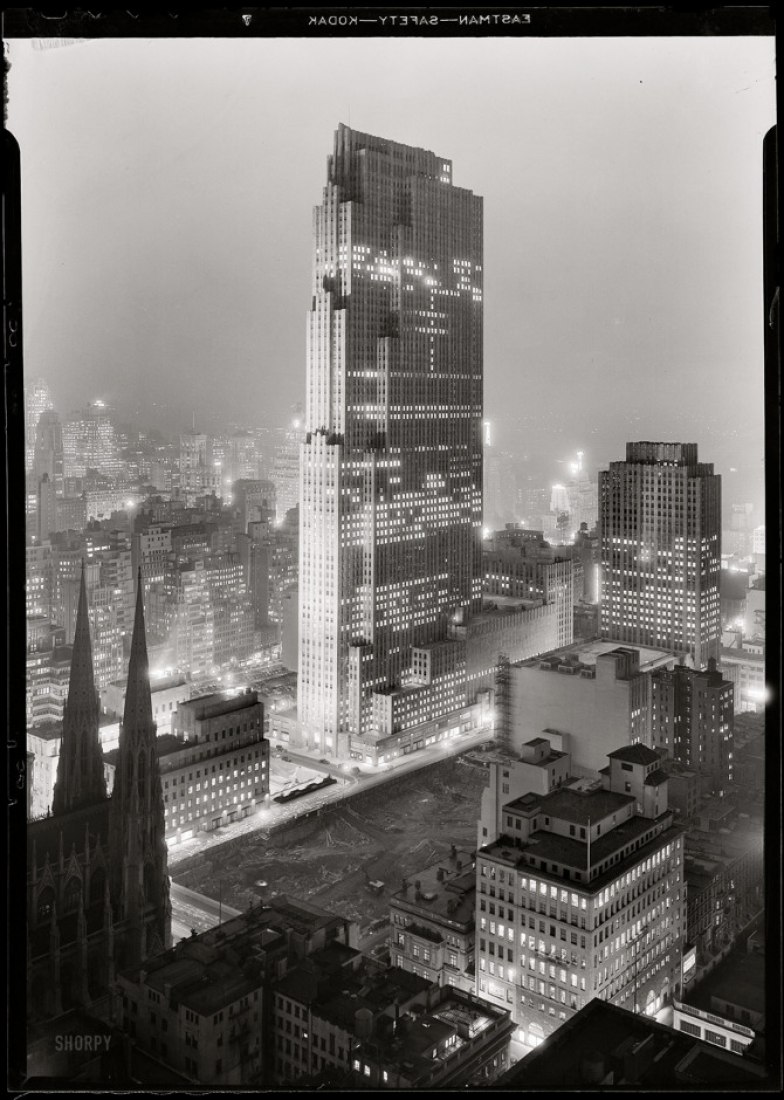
[169,880,242,943]
[167,725,492,868]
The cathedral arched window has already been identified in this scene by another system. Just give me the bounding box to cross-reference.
[63,875,83,914]
[89,867,106,906]
[36,886,55,924]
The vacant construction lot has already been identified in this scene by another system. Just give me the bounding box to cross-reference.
[171,756,488,939]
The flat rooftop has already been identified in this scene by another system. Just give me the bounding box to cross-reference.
[482,816,682,891]
[391,850,475,927]
[516,638,675,673]
[178,690,259,719]
[505,785,634,826]
[496,999,770,1088]
[478,595,544,614]
[685,947,766,1017]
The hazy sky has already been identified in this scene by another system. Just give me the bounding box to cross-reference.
[6,35,775,505]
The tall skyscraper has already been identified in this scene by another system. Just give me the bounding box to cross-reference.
[272,405,304,522]
[33,408,64,495]
[298,125,483,757]
[599,443,721,668]
[25,377,53,472]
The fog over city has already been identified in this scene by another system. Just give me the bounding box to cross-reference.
[6,35,775,509]
[11,20,779,1091]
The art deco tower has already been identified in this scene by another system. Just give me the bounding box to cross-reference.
[298,125,483,757]
[599,442,721,668]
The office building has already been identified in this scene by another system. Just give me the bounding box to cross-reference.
[298,125,483,758]
[684,808,763,963]
[599,442,721,668]
[25,376,54,472]
[502,642,669,776]
[27,633,70,730]
[484,528,576,637]
[62,401,122,480]
[650,660,734,792]
[159,556,215,678]
[113,690,269,843]
[475,744,684,1047]
[33,408,65,495]
[26,540,53,620]
[720,635,766,714]
[389,848,476,991]
[272,408,303,522]
[177,432,221,502]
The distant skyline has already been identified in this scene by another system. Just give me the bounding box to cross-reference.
[6,35,775,509]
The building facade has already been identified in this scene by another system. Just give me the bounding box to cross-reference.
[115,896,356,1086]
[599,442,721,668]
[475,745,684,1048]
[504,645,656,776]
[389,848,476,991]
[650,660,734,792]
[104,690,270,843]
[298,125,483,757]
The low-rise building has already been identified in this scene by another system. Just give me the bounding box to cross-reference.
[115,895,357,1086]
[389,848,476,991]
[672,940,765,1055]
[684,811,764,963]
[271,951,513,1088]
[349,985,514,1088]
[496,998,771,1087]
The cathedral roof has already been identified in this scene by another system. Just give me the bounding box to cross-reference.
[28,799,110,873]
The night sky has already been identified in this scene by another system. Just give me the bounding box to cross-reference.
[6,35,775,508]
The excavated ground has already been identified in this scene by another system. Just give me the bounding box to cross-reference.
[171,756,488,937]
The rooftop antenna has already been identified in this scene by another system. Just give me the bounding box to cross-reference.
[192,410,196,433]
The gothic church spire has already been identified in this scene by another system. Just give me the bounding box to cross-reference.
[108,570,170,964]
[52,561,107,815]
